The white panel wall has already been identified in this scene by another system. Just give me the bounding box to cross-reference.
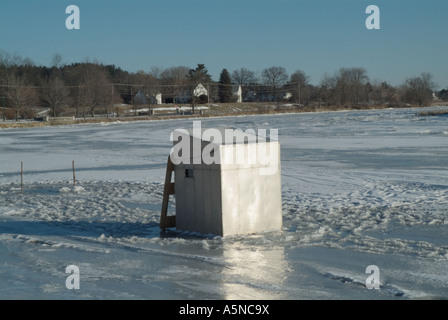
[173,132,282,236]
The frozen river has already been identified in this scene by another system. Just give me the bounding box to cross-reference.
[0,106,447,300]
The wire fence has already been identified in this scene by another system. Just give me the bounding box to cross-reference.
[0,81,307,121]
[0,81,305,103]
[0,80,310,121]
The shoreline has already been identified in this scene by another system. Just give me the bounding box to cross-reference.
[1,103,446,130]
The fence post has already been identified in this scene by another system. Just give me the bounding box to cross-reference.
[21,161,23,194]
[72,160,76,186]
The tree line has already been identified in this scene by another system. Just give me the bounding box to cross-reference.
[0,51,443,120]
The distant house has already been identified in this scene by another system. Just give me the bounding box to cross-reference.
[134,90,146,104]
[134,84,217,105]
[433,92,440,102]
[152,93,163,105]
[244,87,292,102]
[193,83,208,97]
[244,89,258,102]
[438,89,448,101]
[172,84,209,104]
[173,91,190,104]
[283,92,293,100]
[134,90,163,105]
[232,85,242,103]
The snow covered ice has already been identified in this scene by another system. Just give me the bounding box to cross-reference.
[1,107,448,299]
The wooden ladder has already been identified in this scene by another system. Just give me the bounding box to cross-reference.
[160,156,176,230]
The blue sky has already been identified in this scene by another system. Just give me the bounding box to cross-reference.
[0,0,447,87]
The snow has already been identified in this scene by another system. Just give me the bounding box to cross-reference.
[1,107,448,299]
[126,106,209,114]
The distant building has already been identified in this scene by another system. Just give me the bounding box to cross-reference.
[172,84,209,104]
[283,92,293,100]
[134,90,163,105]
[170,127,282,236]
[134,90,146,104]
[244,89,257,102]
[232,85,242,103]
[193,83,208,97]
[243,87,292,102]
[438,89,448,101]
[153,93,163,105]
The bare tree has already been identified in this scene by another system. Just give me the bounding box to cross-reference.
[231,68,258,102]
[148,66,163,80]
[4,73,38,120]
[63,62,92,117]
[87,67,116,117]
[289,69,310,105]
[41,77,71,117]
[317,73,335,107]
[96,81,121,118]
[160,66,190,103]
[231,67,258,85]
[332,68,350,106]
[51,53,63,68]
[331,67,369,106]
[349,67,369,106]
[0,50,13,78]
[370,81,398,106]
[63,62,117,117]
[261,66,288,101]
[404,73,436,106]
[0,51,33,69]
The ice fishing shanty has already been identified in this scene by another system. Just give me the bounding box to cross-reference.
[160,123,282,237]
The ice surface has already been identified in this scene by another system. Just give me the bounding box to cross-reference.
[1,107,448,299]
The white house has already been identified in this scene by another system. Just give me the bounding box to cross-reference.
[432,92,440,102]
[232,85,242,103]
[134,90,163,105]
[134,90,147,105]
[152,93,163,105]
[174,84,209,104]
[193,83,208,97]
[134,84,209,105]
[244,88,292,102]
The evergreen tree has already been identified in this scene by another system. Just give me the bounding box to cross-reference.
[188,64,212,112]
[218,69,233,103]
[188,64,213,85]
